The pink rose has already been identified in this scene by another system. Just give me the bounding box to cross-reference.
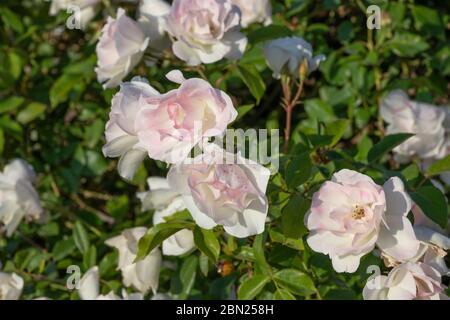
[306,169,420,272]
[102,77,158,180]
[134,70,237,164]
[167,144,270,238]
[95,8,149,88]
[166,0,247,65]
[363,262,449,300]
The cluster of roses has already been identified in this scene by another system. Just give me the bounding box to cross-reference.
[1,0,449,301]
[305,91,450,300]
[1,0,329,301]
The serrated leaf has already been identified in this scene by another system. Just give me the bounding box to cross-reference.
[237,275,270,300]
[137,221,194,261]
[368,133,414,163]
[274,269,315,296]
[274,288,296,300]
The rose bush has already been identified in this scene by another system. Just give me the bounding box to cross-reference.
[0,0,448,301]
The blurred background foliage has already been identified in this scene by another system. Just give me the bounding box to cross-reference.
[0,0,448,299]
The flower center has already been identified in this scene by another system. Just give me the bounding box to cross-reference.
[352,205,366,220]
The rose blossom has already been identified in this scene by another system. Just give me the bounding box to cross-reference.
[380,90,447,163]
[133,70,238,164]
[0,159,44,237]
[168,143,270,238]
[105,227,161,294]
[0,272,23,300]
[102,77,158,180]
[230,0,272,27]
[263,37,326,79]
[363,262,449,300]
[165,0,247,65]
[138,0,171,51]
[95,8,149,88]
[305,169,420,273]
[137,177,195,256]
[78,266,143,300]
[49,0,100,29]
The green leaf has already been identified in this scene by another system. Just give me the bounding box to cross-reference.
[199,253,209,277]
[324,288,357,300]
[411,5,444,38]
[17,102,46,124]
[73,221,90,254]
[179,255,198,299]
[237,275,270,300]
[326,119,350,147]
[426,155,450,177]
[137,221,194,261]
[368,133,414,163]
[269,229,304,251]
[410,186,448,229]
[236,104,255,121]
[0,96,25,114]
[274,288,296,300]
[0,129,3,155]
[193,227,220,262]
[247,25,293,45]
[274,269,316,296]
[285,152,312,188]
[83,245,97,270]
[281,195,310,238]
[50,73,84,108]
[0,8,24,33]
[386,32,429,57]
[237,64,266,104]
[52,239,76,261]
[253,233,271,275]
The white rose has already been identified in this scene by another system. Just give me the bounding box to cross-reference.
[0,272,23,300]
[0,159,43,237]
[380,90,447,162]
[138,0,171,51]
[79,266,143,300]
[95,8,149,88]
[263,37,326,79]
[137,177,195,256]
[231,0,272,27]
[363,262,449,300]
[105,227,161,294]
[168,143,271,238]
[49,0,100,29]
[166,0,247,65]
[102,77,157,180]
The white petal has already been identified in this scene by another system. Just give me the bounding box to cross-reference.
[78,267,100,300]
[378,216,420,261]
[383,177,411,217]
[331,252,366,273]
[117,149,147,181]
[166,70,186,84]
